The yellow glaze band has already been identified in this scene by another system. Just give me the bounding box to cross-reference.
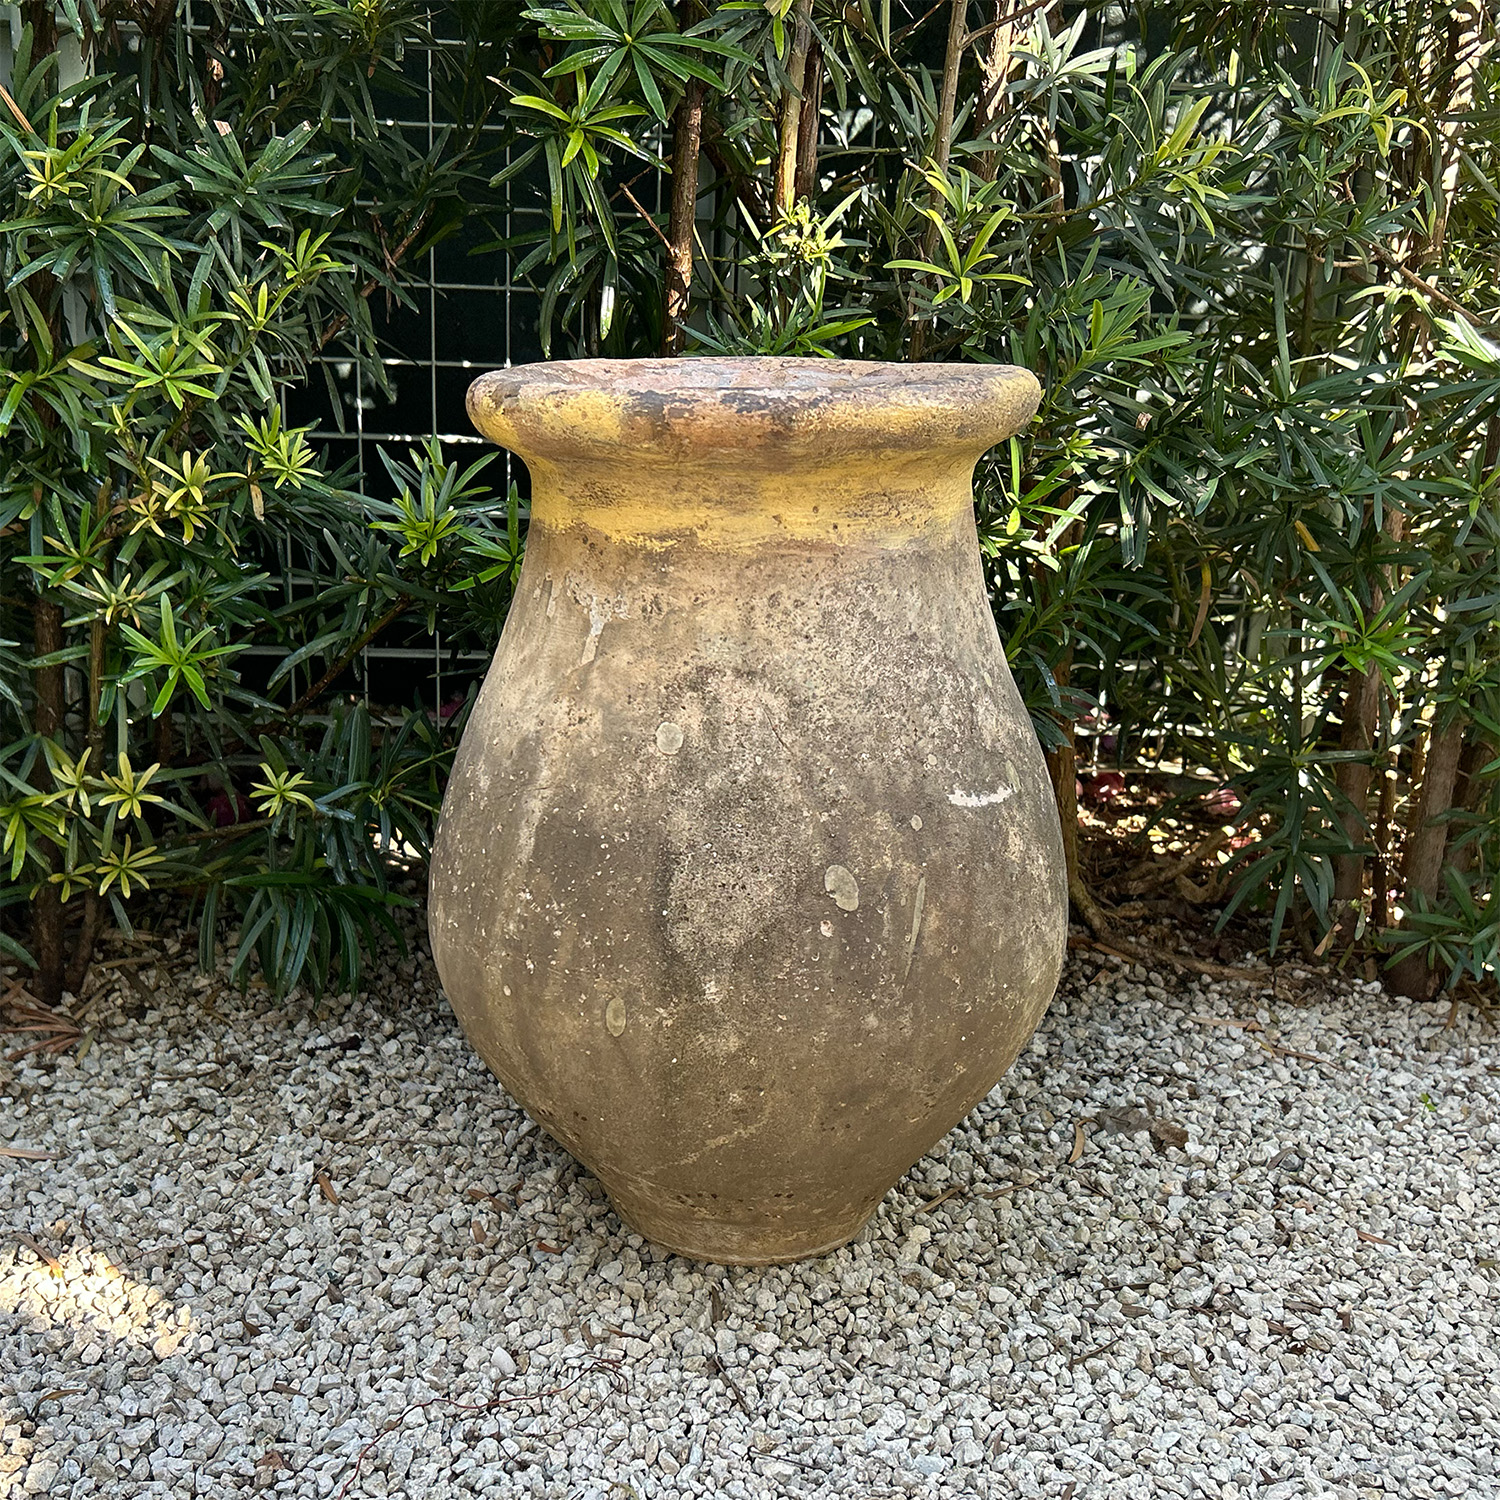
[523,455,978,550]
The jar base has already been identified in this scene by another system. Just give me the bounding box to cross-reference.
[606,1187,881,1265]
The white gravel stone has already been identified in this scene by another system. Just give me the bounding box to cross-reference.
[2,922,1498,1498]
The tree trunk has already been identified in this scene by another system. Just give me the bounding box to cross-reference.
[772,0,814,219]
[929,0,968,182]
[909,0,970,360]
[1426,3,1486,261]
[1332,663,1380,904]
[1399,716,1463,902]
[1037,1,1066,224]
[793,38,822,203]
[65,585,111,996]
[1388,715,1466,1000]
[30,597,66,1004]
[1043,650,1110,935]
[974,0,1017,180]
[22,0,57,55]
[662,79,704,356]
[1443,733,1493,878]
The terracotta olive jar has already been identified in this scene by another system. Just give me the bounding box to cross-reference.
[429,358,1066,1264]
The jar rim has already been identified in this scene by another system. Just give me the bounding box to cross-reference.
[467,357,1041,467]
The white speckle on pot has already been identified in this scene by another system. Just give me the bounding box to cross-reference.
[579,596,611,663]
[947,783,1015,808]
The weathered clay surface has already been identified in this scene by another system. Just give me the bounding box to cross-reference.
[430,357,1066,1263]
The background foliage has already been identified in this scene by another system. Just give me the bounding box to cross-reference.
[1,0,1496,1004]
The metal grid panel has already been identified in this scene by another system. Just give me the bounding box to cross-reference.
[294,44,533,472]
[280,31,543,713]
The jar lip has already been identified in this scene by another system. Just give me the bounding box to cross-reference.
[474,355,1035,398]
[467,357,1042,465]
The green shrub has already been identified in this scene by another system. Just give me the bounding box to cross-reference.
[2,1,1497,1003]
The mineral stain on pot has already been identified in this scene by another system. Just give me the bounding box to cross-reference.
[903,876,927,979]
[429,357,1067,1264]
[824,864,860,912]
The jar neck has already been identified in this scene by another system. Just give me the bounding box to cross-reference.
[524,449,982,551]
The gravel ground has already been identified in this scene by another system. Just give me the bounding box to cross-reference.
[3,926,1498,1500]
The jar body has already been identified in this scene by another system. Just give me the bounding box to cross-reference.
[429,359,1066,1263]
